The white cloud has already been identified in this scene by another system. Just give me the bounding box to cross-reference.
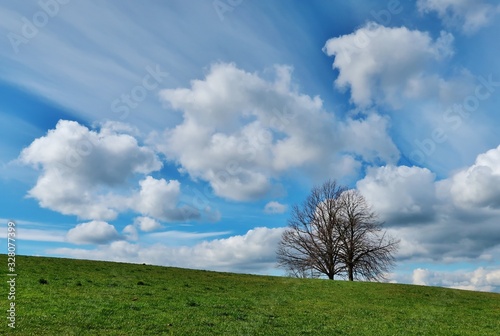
[355,148,500,262]
[66,220,122,245]
[155,63,398,201]
[323,23,454,108]
[15,228,66,243]
[264,201,287,214]
[341,113,399,163]
[122,224,138,241]
[387,228,429,259]
[19,120,203,222]
[146,230,231,240]
[357,165,437,224]
[417,0,500,34]
[49,227,285,273]
[412,268,430,286]
[411,267,500,292]
[19,120,162,220]
[0,219,66,242]
[131,177,197,221]
[450,145,500,208]
[134,216,162,232]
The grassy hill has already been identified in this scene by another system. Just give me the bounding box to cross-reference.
[0,255,498,335]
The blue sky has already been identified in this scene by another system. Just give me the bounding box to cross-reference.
[1,0,500,292]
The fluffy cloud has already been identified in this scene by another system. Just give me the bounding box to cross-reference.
[323,23,454,107]
[130,177,198,221]
[20,120,162,220]
[66,220,122,245]
[417,0,500,34]
[50,227,285,273]
[356,150,500,263]
[134,216,162,232]
[397,214,500,262]
[357,165,437,224]
[341,113,399,164]
[155,63,398,201]
[19,120,202,222]
[264,201,287,214]
[122,224,138,241]
[411,267,500,292]
[450,145,500,208]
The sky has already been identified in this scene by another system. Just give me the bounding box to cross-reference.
[1,0,500,292]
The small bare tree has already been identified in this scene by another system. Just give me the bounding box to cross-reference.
[277,180,399,281]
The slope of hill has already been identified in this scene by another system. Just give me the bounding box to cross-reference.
[0,255,498,335]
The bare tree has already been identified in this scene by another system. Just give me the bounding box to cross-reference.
[336,189,399,281]
[277,180,399,281]
[277,180,346,280]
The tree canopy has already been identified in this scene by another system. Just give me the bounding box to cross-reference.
[277,180,399,281]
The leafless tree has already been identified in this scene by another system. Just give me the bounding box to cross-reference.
[336,189,399,281]
[277,180,399,281]
[277,180,346,280]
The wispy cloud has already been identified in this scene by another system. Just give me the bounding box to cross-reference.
[417,0,500,34]
[264,201,287,214]
[146,230,232,240]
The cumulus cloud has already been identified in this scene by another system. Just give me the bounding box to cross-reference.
[19,120,203,222]
[411,267,500,292]
[417,0,500,34]
[66,220,122,245]
[357,165,437,224]
[130,176,199,221]
[387,227,429,259]
[155,63,398,201]
[341,113,399,163]
[122,224,138,241]
[264,201,287,214]
[20,120,162,220]
[412,268,430,286]
[134,216,162,232]
[50,227,285,273]
[354,145,500,263]
[323,23,454,107]
[450,145,500,208]
[393,212,500,262]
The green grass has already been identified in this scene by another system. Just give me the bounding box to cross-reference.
[1,255,499,335]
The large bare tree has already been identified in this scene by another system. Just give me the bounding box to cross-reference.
[276,180,346,280]
[277,180,399,281]
[336,189,399,281]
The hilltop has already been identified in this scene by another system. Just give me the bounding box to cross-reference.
[1,255,498,335]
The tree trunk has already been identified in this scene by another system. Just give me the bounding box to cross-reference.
[327,273,334,280]
[348,265,353,281]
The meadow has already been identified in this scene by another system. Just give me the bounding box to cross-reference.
[1,254,499,335]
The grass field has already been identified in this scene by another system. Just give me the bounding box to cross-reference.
[0,254,499,335]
